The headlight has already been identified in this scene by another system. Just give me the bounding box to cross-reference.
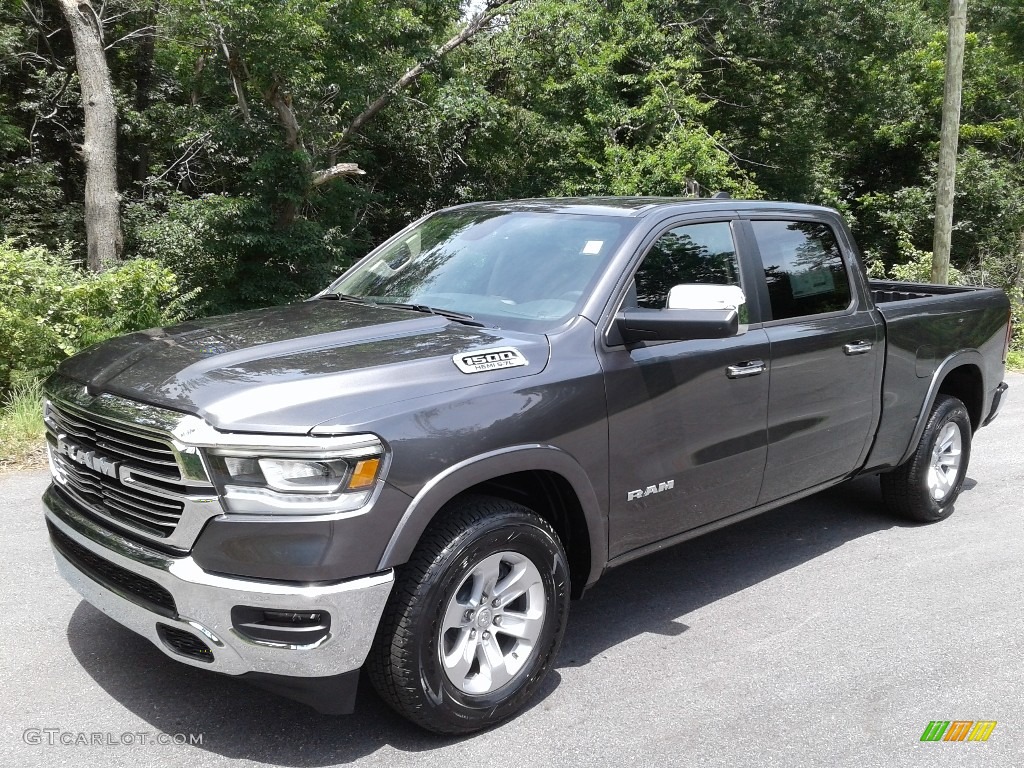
[222,456,359,493]
[206,442,384,516]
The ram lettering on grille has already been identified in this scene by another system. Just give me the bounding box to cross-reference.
[54,437,119,479]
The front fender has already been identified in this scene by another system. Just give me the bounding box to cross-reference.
[376,444,607,591]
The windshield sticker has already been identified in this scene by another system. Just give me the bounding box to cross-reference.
[582,240,604,255]
[453,347,529,374]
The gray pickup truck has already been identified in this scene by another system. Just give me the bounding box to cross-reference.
[41,198,1010,733]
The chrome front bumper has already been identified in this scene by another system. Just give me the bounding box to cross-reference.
[43,485,394,679]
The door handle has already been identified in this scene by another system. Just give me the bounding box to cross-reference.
[726,360,765,379]
[844,340,873,356]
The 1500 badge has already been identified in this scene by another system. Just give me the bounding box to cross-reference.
[453,347,528,374]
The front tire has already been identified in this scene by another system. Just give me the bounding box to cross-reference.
[880,394,972,523]
[367,496,570,734]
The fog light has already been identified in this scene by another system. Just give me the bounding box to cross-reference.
[231,606,331,647]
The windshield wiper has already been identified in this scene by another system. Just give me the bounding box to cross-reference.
[318,294,485,327]
[317,292,376,305]
[375,302,485,327]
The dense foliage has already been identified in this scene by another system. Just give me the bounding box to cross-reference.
[0,0,1021,322]
[0,240,192,392]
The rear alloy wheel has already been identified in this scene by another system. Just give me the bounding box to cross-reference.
[880,394,972,523]
[926,420,964,502]
[367,496,569,734]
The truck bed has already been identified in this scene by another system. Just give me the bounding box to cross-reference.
[863,280,1010,471]
[868,279,995,305]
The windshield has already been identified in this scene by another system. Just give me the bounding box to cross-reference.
[327,209,634,332]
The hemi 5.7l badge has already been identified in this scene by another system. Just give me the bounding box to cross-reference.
[453,347,528,374]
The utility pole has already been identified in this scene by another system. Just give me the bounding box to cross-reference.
[932,0,967,285]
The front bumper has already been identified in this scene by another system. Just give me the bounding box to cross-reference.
[43,484,394,683]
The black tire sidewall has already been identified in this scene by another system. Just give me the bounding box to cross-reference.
[412,514,569,732]
[915,398,972,520]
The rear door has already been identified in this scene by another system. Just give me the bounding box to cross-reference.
[600,217,771,558]
[741,217,884,504]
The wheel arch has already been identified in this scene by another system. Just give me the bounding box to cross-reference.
[936,363,984,431]
[378,446,607,598]
[898,351,985,467]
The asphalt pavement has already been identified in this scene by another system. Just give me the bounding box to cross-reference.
[2,373,1022,767]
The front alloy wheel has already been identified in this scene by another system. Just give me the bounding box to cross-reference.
[439,551,546,695]
[367,496,570,734]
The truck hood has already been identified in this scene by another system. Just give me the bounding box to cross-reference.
[55,301,550,434]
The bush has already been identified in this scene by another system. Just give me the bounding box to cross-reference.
[125,189,363,316]
[0,379,44,470]
[0,241,195,393]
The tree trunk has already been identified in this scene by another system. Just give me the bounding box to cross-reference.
[265,82,306,228]
[57,0,122,271]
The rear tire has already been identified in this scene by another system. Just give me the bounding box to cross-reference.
[367,495,570,734]
[880,394,972,523]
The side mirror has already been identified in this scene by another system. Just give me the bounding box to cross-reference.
[611,283,745,344]
[615,307,739,344]
[666,284,746,310]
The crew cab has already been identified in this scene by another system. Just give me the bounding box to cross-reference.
[41,198,1011,734]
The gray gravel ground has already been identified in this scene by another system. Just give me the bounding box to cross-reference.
[2,373,1022,767]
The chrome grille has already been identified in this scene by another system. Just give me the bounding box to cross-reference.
[45,403,181,478]
[44,401,187,538]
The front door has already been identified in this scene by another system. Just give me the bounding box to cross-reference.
[600,220,771,559]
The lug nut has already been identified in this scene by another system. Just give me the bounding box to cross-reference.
[493,616,502,626]
[492,597,501,607]
[470,629,477,638]
[464,609,475,622]
[482,631,491,640]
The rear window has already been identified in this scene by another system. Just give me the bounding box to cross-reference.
[750,220,852,320]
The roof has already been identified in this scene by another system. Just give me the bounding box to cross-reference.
[449,196,836,218]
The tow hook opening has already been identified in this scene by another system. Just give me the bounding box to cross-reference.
[157,623,215,663]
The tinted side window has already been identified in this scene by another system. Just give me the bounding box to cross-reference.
[750,220,852,320]
[634,222,740,309]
